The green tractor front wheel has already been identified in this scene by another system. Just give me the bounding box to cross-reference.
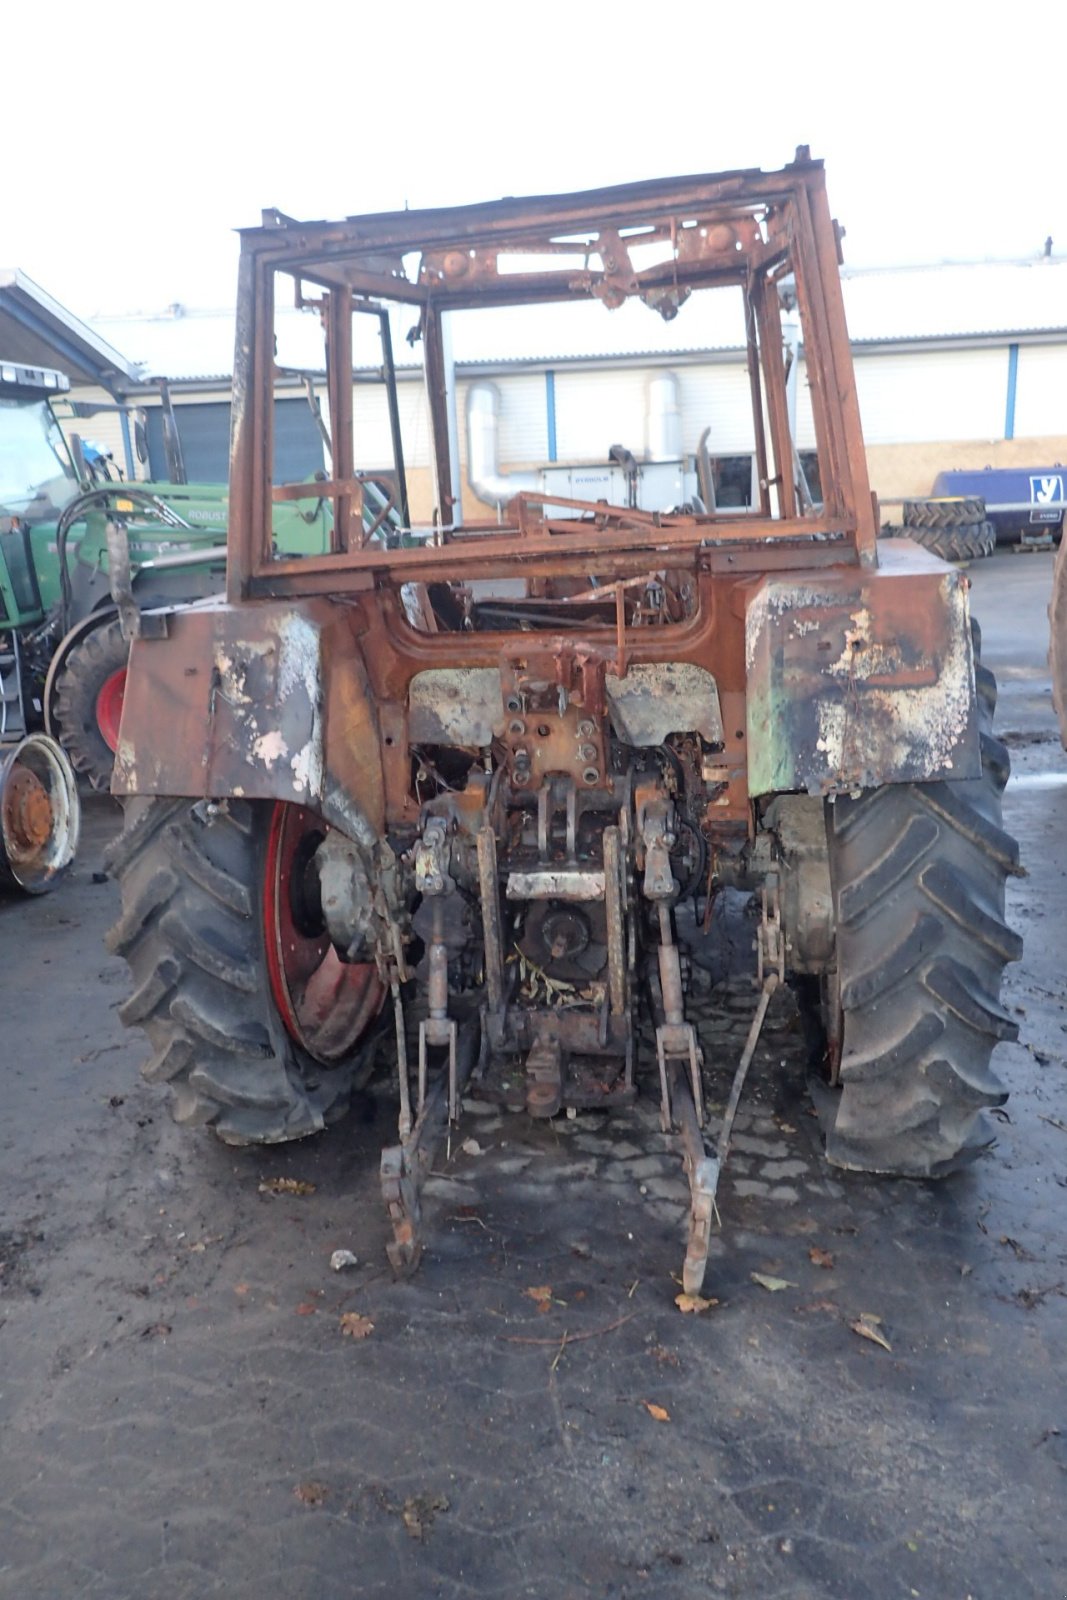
[52,618,129,791]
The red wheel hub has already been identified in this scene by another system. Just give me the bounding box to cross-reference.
[95,668,127,753]
[263,802,385,1062]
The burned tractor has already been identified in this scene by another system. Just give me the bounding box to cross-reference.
[106,153,1021,1288]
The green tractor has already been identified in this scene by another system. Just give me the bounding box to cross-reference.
[0,360,81,890]
[0,358,343,792]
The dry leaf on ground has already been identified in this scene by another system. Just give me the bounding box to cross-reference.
[294,1480,328,1507]
[751,1272,797,1292]
[258,1178,316,1196]
[340,1312,375,1339]
[525,1284,554,1313]
[850,1313,892,1352]
[675,1292,719,1314]
[808,1245,835,1269]
[644,1401,671,1422]
[460,1138,483,1156]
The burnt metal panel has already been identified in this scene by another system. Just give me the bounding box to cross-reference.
[112,599,387,838]
[745,540,980,796]
[605,663,723,748]
[113,604,323,805]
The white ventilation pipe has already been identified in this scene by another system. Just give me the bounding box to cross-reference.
[466,382,540,511]
[646,371,681,462]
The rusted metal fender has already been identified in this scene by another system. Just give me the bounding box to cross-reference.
[112,599,386,844]
[744,540,981,797]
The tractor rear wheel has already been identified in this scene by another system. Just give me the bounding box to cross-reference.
[106,797,385,1144]
[825,639,1022,1175]
[53,618,129,792]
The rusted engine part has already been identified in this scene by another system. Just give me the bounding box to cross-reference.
[371,637,716,1270]
[380,1016,481,1275]
[483,779,637,1119]
[755,794,840,1081]
[671,879,784,1296]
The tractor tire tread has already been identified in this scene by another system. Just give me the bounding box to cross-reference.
[107,798,352,1145]
[901,519,996,561]
[902,497,986,529]
[52,618,130,792]
[826,652,1022,1176]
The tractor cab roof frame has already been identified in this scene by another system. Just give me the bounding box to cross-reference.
[226,150,877,604]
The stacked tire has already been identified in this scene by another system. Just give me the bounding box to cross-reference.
[899,496,995,562]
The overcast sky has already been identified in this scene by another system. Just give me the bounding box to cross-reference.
[5,0,1065,320]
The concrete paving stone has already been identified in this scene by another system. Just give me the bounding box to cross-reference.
[642,1177,691,1204]
[731,1134,788,1157]
[525,1158,601,1183]
[731,1179,772,1199]
[621,1154,676,1180]
[766,1185,801,1204]
[759,1160,810,1180]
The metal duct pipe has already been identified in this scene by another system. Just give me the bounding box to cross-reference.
[646,371,681,462]
[466,382,540,511]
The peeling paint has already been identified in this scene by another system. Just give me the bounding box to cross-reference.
[252,730,289,768]
[746,566,980,796]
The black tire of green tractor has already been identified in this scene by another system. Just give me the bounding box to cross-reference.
[902,497,986,530]
[105,797,374,1145]
[825,632,1022,1176]
[53,618,129,791]
[901,520,996,562]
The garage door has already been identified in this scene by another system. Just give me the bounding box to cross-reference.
[147,398,325,483]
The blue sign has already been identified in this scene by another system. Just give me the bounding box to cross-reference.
[1030,473,1064,524]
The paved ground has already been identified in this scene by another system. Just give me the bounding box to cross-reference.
[2,550,1066,1600]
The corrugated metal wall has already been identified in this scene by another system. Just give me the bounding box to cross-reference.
[455,374,548,469]
[69,338,1066,503]
[851,349,1007,444]
[1014,345,1067,438]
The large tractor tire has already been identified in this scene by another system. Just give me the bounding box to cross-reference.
[825,636,1022,1176]
[106,797,385,1144]
[902,519,996,562]
[902,496,986,530]
[53,618,129,792]
[1050,525,1067,748]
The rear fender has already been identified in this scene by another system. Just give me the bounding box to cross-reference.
[111,600,385,843]
[745,540,980,796]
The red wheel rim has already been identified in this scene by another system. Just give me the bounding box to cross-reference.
[263,802,385,1062]
[95,668,127,752]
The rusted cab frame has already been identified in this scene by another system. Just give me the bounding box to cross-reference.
[114,154,980,824]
